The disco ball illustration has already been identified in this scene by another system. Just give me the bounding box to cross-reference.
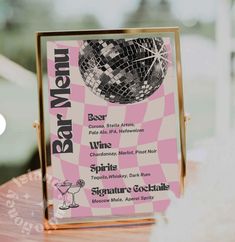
[79,38,169,104]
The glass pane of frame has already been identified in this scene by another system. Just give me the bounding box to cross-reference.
[35,27,185,229]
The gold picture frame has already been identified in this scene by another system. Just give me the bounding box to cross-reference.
[34,27,187,230]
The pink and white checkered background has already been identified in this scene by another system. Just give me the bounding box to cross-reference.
[47,39,180,219]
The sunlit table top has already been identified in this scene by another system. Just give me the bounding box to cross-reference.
[0,163,198,242]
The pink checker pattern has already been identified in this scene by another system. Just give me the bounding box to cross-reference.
[47,39,180,219]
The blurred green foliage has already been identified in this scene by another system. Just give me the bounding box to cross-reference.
[124,0,215,38]
[0,0,215,73]
[0,0,52,71]
[0,0,102,72]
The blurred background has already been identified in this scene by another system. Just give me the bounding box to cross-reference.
[0,0,234,184]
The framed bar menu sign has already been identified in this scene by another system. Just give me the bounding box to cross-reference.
[35,27,186,229]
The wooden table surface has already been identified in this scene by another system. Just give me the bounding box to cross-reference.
[0,163,198,242]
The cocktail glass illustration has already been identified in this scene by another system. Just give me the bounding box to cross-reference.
[55,181,72,210]
[68,179,85,208]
